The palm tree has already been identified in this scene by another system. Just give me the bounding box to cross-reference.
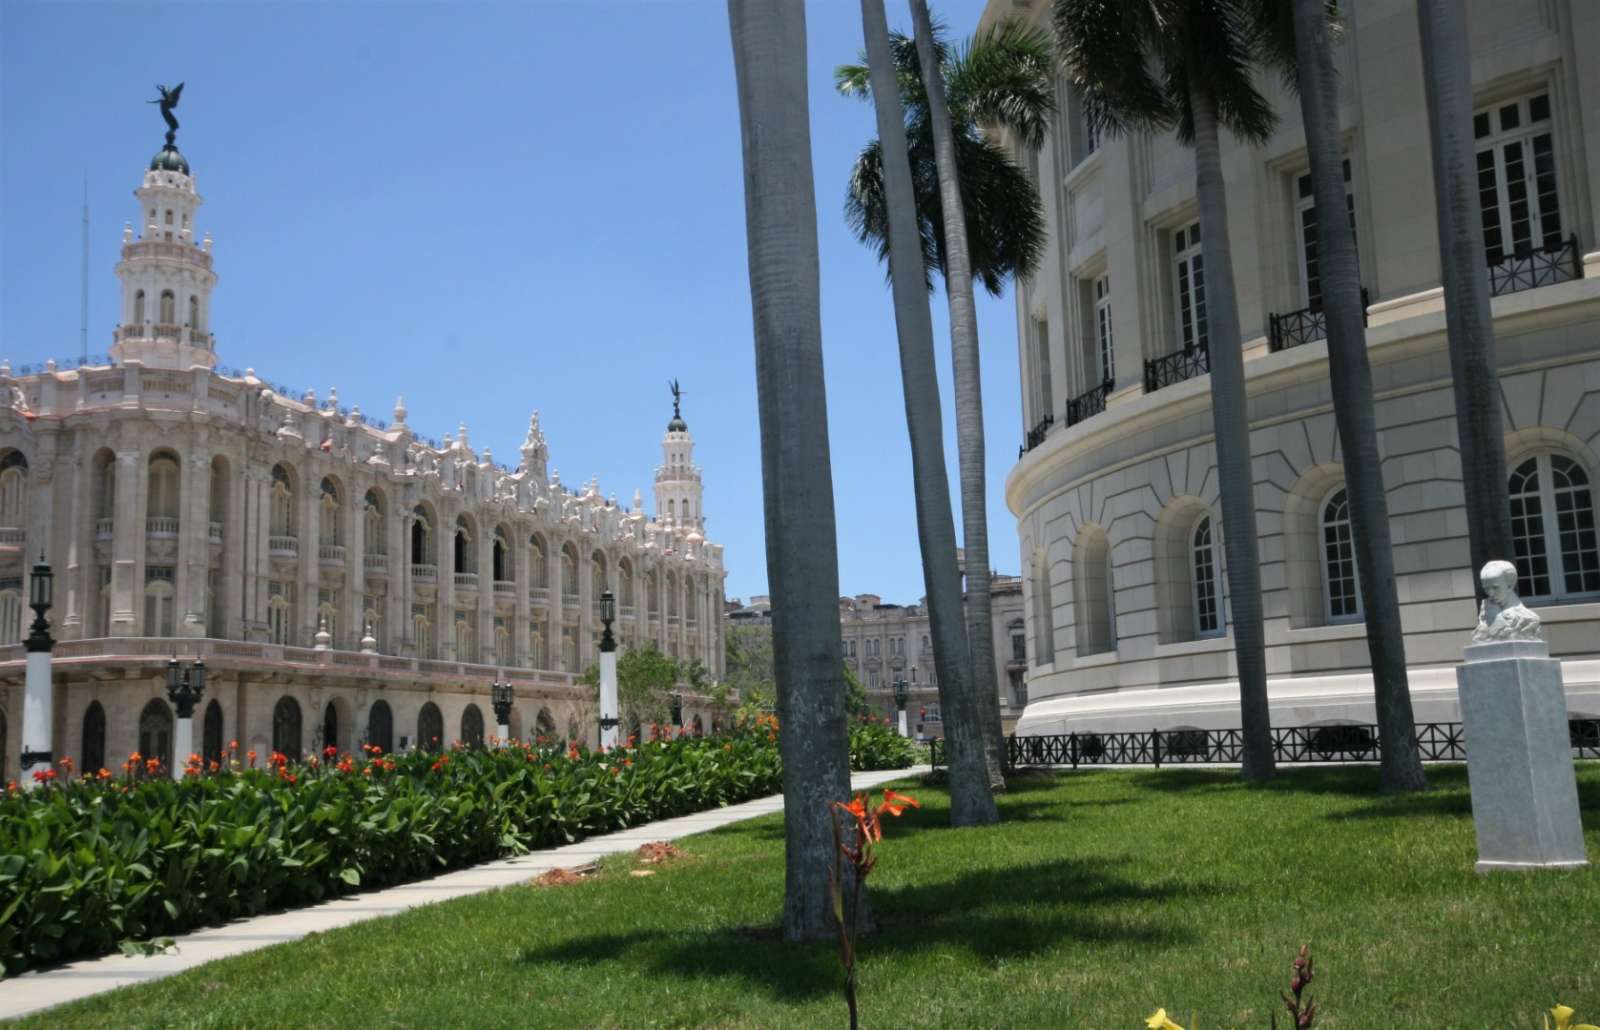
[1053,0,1276,778]
[1415,0,1513,580]
[727,0,862,941]
[860,0,998,826]
[1268,0,1427,792]
[841,12,1054,788]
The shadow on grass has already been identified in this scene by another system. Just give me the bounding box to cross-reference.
[513,854,1200,1003]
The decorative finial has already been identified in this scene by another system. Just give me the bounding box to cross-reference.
[458,422,469,449]
[360,623,377,654]
[669,379,682,418]
[633,488,642,511]
[393,395,407,425]
[314,616,332,651]
[327,387,338,411]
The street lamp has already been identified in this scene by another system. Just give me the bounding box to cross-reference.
[597,587,620,748]
[893,676,909,738]
[20,553,55,785]
[165,656,206,779]
[490,679,514,743]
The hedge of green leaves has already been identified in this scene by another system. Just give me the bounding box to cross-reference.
[849,715,921,771]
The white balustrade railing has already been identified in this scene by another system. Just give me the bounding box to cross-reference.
[208,521,223,543]
[494,580,516,597]
[0,527,24,546]
[411,563,438,582]
[319,544,346,564]
[95,517,113,540]
[269,535,298,557]
[454,572,479,589]
[364,553,388,574]
[145,516,179,537]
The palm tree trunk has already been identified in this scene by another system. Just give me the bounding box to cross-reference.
[727,0,863,940]
[1416,0,1513,584]
[1292,0,1426,793]
[1189,89,1274,781]
[861,0,998,826]
[907,0,1006,790]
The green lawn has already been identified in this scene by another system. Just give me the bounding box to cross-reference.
[19,765,1600,1029]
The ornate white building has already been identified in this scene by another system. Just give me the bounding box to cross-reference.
[0,127,726,778]
[987,0,1600,735]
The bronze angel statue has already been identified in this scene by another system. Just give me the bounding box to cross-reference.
[149,82,184,144]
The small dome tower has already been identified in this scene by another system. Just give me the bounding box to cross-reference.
[655,380,703,531]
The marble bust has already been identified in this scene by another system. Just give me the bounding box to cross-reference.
[1471,560,1543,644]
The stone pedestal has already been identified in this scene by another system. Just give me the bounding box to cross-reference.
[1456,640,1588,872]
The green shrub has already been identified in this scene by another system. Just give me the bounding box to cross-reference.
[0,728,782,978]
[848,716,918,772]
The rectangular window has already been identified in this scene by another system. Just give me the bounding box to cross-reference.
[1295,160,1357,311]
[1475,91,1562,265]
[1172,222,1207,352]
[1093,274,1113,385]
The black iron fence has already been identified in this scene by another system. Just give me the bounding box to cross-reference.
[1143,344,1209,394]
[1489,234,1582,297]
[1267,287,1370,353]
[929,719,1600,769]
[1019,413,1055,458]
[1065,380,1113,427]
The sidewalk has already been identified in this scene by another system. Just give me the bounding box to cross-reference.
[0,765,927,1021]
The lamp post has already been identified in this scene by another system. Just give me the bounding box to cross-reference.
[893,676,909,738]
[165,656,206,779]
[490,679,514,744]
[597,588,620,749]
[20,553,55,787]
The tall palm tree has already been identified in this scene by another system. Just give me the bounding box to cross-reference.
[727,0,862,941]
[1053,0,1276,778]
[1264,0,1427,792]
[861,0,998,826]
[841,13,1054,788]
[1415,0,1513,581]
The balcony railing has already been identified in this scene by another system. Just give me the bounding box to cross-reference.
[454,572,478,590]
[95,518,113,540]
[269,535,298,558]
[208,521,223,544]
[1064,380,1112,427]
[0,527,23,547]
[411,563,438,582]
[319,544,346,565]
[620,604,636,620]
[145,516,179,537]
[364,553,388,575]
[494,580,516,598]
[1019,414,1054,458]
[562,589,579,604]
[1267,287,1370,353]
[1489,235,1581,297]
[1143,344,1209,394]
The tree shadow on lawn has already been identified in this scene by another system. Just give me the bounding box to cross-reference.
[718,795,1111,846]
[513,854,1201,1004]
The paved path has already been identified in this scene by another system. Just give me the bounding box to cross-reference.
[0,766,927,1021]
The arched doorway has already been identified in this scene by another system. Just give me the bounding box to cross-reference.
[418,702,443,753]
[202,700,224,765]
[460,704,484,748]
[81,701,106,773]
[322,701,339,753]
[139,698,174,772]
[367,700,393,754]
[272,696,303,761]
[535,707,557,743]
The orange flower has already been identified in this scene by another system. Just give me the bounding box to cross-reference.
[246,749,258,767]
[878,790,921,817]
[96,768,111,780]
[58,756,75,773]
[623,758,633,767]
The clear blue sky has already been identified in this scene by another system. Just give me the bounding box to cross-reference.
[0,0,1023,606]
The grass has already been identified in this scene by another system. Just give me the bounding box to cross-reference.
[17,764,1600,1028]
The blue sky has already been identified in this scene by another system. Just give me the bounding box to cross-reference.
[0,0,1023,606]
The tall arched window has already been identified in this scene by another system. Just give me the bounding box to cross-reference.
[492,528,509,582]
[0,454,28,530]
[364,490,385,555]
[272,696,303,761]
[1191,515,1223,637]
[561,546,578,600]
[270,465,295,537]
[1073,529,1113,657]
[529,618,546,669]
[202,699,224,765]
[1321,487,1362,622]
[0,590,21,646]
[530,535,548,587]
[322,701,339,752]
[144,578,176,637]
[159,290,175,323]
[134,290,146,324]
[454,517,473,573]
[461,704,485,748]
[455,614,475,662]
[81,701,106,773]
[139,698,174,772]
[319,479,341,546]
[367,699,394,754]
[411,506,432,565]
[147,453,180,521]
[418,702,443,753]
[1510,454,1600,600]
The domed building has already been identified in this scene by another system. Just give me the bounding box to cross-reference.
[986,0,1600,737]
[0,114,726,778]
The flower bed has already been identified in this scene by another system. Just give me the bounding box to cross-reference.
[0,728,786,978]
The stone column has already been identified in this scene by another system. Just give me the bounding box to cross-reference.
[438,507,456,660]
[177,450,210,637]
[109,448,141,636]
[345,482,364,652]
[388,500,406,655]
[477,519,494,665]
[249,466,272,641]
[548,535,565,670]
[512,528,530,667]
[62,446,87,639]
[577,545,592,672]
[299,466,320,647]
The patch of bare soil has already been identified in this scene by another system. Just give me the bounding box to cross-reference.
[530,863,597,887]
[635,841,687,865]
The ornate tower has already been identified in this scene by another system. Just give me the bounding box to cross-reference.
[111,86,217,370]
[654,382,703,531]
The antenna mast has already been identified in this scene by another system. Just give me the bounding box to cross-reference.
[80,175,90,362]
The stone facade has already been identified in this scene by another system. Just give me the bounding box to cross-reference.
[0,131,726,779]
[982,0,1600,734]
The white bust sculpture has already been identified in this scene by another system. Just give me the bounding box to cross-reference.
[1471,560,1543,644]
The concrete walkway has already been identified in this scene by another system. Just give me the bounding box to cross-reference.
[0,766,927,1021]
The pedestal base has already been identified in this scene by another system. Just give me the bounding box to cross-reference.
[1457,643,1589,871]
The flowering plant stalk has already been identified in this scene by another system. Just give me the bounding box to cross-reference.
[827,789,919,1030]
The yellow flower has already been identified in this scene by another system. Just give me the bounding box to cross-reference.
[1546,1004,1600,1030]
[1144,1009,1185,1030]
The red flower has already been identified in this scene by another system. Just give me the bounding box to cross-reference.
[323,745,338,759]
[32,768,57,783]
[878,790,921,817]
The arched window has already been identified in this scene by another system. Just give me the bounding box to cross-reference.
[319,478,341,546]
[618,560,634,607]
[413,609,433,659]
[1073,529,1113,657]
[529,618,546,669]
[82,701,106,773]
[0,590,21,646]
[322,701,339,752]
[139,698,174,772]
[454,516,473,573]
[1321,487,1362,622]
[492,529,509,582]
[418,702,443,753]
[270,465,295,537]
[1191,515,1223,637]
[268,590,292,645]
[692,714,705,737]
[461,704,485,748]
[1510,454,1600,600]
[0,454,28,529]
[364,491,385,555]
[411,507,432,565]
[455,614,475,663]
[147,453,180,521]
[272,696,303,761]
[202,699,224,765]
[535,707,557,741]
[561,546,578,599]
[159,289,175,323]
[367,699,394,754]
[530,535,548,587]
[134,290,146,324]
[144,578,176,637]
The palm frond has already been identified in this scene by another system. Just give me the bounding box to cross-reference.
[836,25,951,110]
[1052,0,1172,138]
[947,18,1057,148]
[1162,0,1277,145]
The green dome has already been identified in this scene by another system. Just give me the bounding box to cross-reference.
[667,414,688,432]
[149,145,190,175]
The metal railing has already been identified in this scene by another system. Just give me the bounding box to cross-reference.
[1019,414,1055,458]
[1267,287,1370,353]
[1143,344,1209,394]
[1488,235,1582,297]
[1064,381,1112,427]
[930,719,1600,768]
